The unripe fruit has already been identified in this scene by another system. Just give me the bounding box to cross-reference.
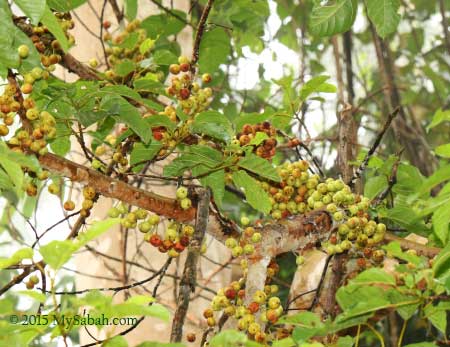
[225,237,238,249]
[178,56,189,64]
[29,275,39,284]
[176,186,188,199]
[18,44,29,58]
[253,290,266,304]
[296,255,305,266]
[83,186,96,200]
[248,322,260,335]
[231,246,243,257]
[21,83,33,94]
[148,214,160,225]
[26,281,35,290]
[135,209,148,219]
[26,183,37,197]
[202,73,212,83]
[180,198,192,210]
[251,232,262,243]
[206,317,216,327]
[240,216,250,226]
[0,125,9,136]
[268,296,281,309]
[89,58,98,68]
[243,244,254,255]
[48,183,60,195]
[333,211,344,221]
[82,199,94,210]
[138,221,152,233]
[64,200,75,211]
[108,207,120,218]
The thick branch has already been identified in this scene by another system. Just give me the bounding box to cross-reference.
[38,153,196,222]
[170,188,210,342]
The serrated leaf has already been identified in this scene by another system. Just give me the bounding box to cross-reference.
[163,145,222,177]
[103,336,128,347]
[433,243,450,280]
[199,169,225,208]
[16,290,47,303]
[299,75,336,101]
[432,204,450,244]
[141,11,187,38]
[133,77,165,94]
[249,132,269,146]
[238,153,280,182]
[209,330,261,347]
[382,241,422,266]
[14,0,46,25]
[152,50,178,65]
[47,0,87,11]
[418,164,450,195]
[139,38,155,55]
[427,109,450,131]
[130,141,162,172]
[40,219,119,270]
[367,0,401,38]
[145,114,176,131]
[198,28,231,73]
[309,0,358,37]
[0,248,33,270]
[435,143,450,158]
[114,59,136,77]
[41,6,69,52]
[101,95,152,144]
[350,268,396,286]
[424,303,447,335]
[125,0,137,20]
[232,170,272,214]
[191,111,234,143]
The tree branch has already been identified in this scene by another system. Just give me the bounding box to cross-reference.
[170,188,210,342]
[191,0,215,66]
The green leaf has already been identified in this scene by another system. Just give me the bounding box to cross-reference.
[163,145,222,177]
[337,336,354,347]
[133,77,165,94]
[0,156,24,195]
[191,111,234,143]
[350,268,396,286]
[114,59,136,77]
[367,0,401,38]
[232,170,272,214]
[103,336,128,347]
[152,50,178,65]
[424,303,447,335]
[209,330,261,347]
[309,0,358,37]
[299,75,336,101]
[130,141,162,172]
[41,6,69,52]
[382,242,422,266]
[0,248,33,270]
[404,343,438,347]
[249,132,269,146]
[199,169,225,208]
[102,96,152,144]
[272,338,296,347]
[16,290,47,303]
[198,28,231,73]
[386,290,419,320]
[435,143,450,158]
[139,38,155,55]
[145,114,176,131]
[364,176,387,200]
[433,243,450,281]
[14,0,46,25]
[125,0,138,20]
[238,153,280,182]
[427,109,450,131]
[47,0,87,11]
[432,204,450,244]
[418,164,450,195]
[141,11,187,38]
[135,343,185,347]
[40,219,119,270]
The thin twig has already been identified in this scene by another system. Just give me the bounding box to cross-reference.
[348,107,399,186]
[191,0,215,66]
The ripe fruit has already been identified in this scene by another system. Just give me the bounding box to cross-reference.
[176,186,188,199]
[18,45,29,58]
[26,183,37,197]
[83,186,96,200]
[0,125,9,136]
[186,333,196,343]
[169,64,180,74]
[21,83,33,94]
[64,200,76,211]
[149,234,162,247]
